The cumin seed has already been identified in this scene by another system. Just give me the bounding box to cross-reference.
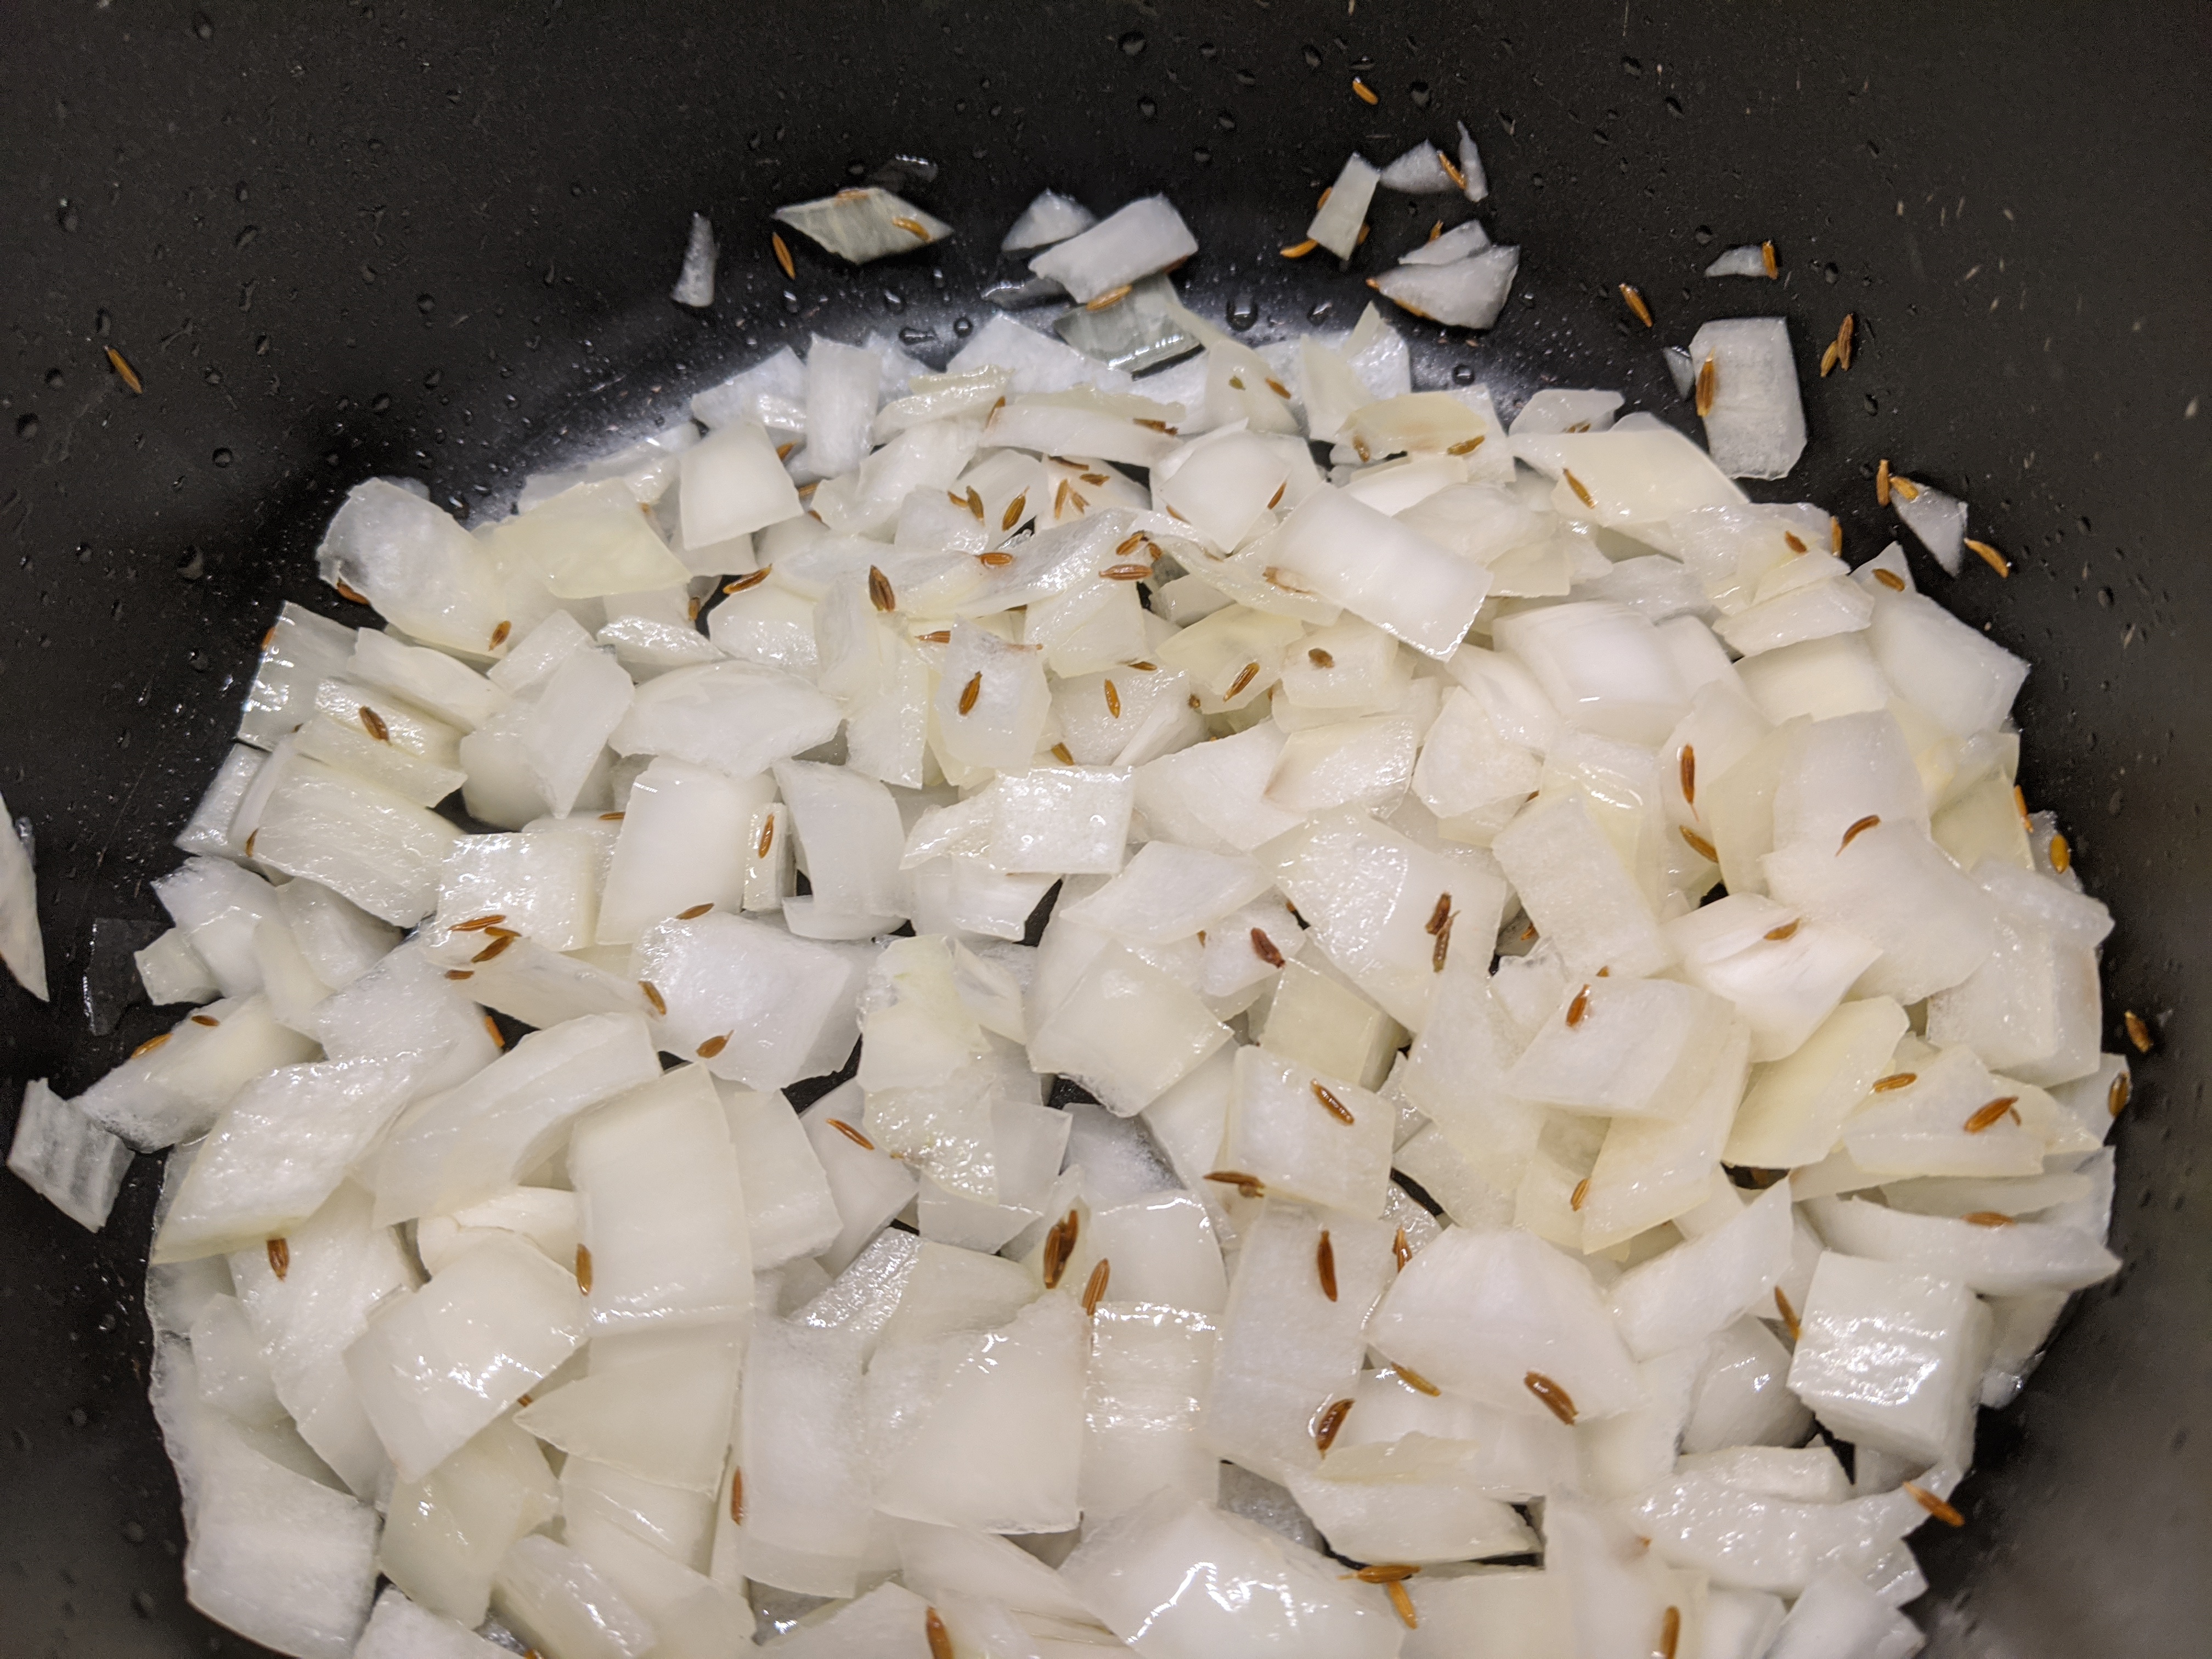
[267,1237,289,1280]
[677,902,714,920]
[1964,1096,2022,1133]
[730,1468,744,1526]
[926,1607,953,1659]
[1681,825,1719,862]
[1226,660,1261,698]
[1566,984,1592,1027]
[1876,458,1893,505]
[1393,1227,1412,1271]
[1447,433,1486,455]
[1311,1080,1356,1125]
[1661,1605,1681,1659]
[106,346,145,393]
[1838,814,1881,852]
[1280,238,1319,258]
[1563,467,1595,509]
[489,619,512,650]
[1695,354,1718,418]
[1082,1257,1111,1316]
[1387,1580,1418,1629]
[1873,1072,1917,1091]
[640,980,667,1015]
[471,934,516,963]
[828,1118,876,1151]
[575,1244,593,1294]
[1313,1397,1355,1452]
[1308,647,1335,668]
[1619,283,1654,328]
[1086,283,1133,311]
[2109,1070,2131,1117]
[957,672,983,715]
[1966,537,2012,577]
[1052,742,1075,765]
[1395,1363,1440,1396]
[1523,1370,1577,1425]
[868,565,896,612]
[1904,1481,1966,1528]
[696,1032,730,1059]
[1761,239,1779,278]
[771,231,795,279]
[1250,928,1285,968]
[1001,492,1028,531]
[1774,1286,1801,1340]
[1351,75,1378,104]
[1316,1230,1338,1302]
[1204,1169,1266,1199]
[1963,1211,2016,1228]
[1874,567,1907,590]
[1764,919,1802,941]
[1099,562,1150,580]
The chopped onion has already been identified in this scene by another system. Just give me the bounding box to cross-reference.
[774,187,953,264]
[1370,242,1520,329]
[1379,140,1460,195]
[1001,188,1096,251]
[1028,194,1198,303]
[668,212,715,308]
[1307,154,1382,259]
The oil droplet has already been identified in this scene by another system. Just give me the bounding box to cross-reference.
[16,414,40,440]
[57,202,79,233]
[370,393,391,413]
[212,448,233,467]
[1302,44,1323,69]
[1453,364,1477,385]
[416,294,436,315]
[952,315,973,338]
[1411,81,1432,108]
[1119,30,1147,55]
[234,225,258,249]
[1226,295,1257,332]
[1308,300,1334,323]
[44,369,63,387]
[191,11,214,39]
[1137,95,1156,119]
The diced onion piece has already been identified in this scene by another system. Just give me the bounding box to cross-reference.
[774,187,952,264]
[1029,195,1199,304]
[669,212,716,308]
[1371,244,1520,329]
[1687,317,1807,480]
[1307,154,1382,258]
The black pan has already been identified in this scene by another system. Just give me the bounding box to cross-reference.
[2,3,2204,1654]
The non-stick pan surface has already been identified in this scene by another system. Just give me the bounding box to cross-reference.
[2,3,2204,1655]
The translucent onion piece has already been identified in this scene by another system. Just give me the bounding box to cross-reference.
[774,187,953,265]
[1371,244,1520,330]
[669,212,716,308]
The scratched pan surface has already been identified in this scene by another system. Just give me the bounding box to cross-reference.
[1,2,2204,1654]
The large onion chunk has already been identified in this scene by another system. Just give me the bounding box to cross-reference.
[54,140,2124,1659]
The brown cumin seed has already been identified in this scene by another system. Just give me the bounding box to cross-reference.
[918,629,952,644]
[599,812,625,822]
[891,215,930,240]
[1570,1177,1591,1212]
[755,815,777,859]
[1431,913,1454,973]
[1134,417,1177,433]
[1280,238,1319,259]
[1052,743,1075,765]
[1353,1562,1420,1584]
[1764,919,1802,941]
[1393,1363,1440,1397]
[1904,1481,1966,1528]
[1619,283,1655,328]
[1131,660,1157,671]
[1876,458,1893,506]
[1099,563,1151,580]
[1001,492,1028,531]
[1837,312,1858,370]
[1204,1170,1266,1199]
[1695,354,1718,419]
[1041,1217,1071,1289]
[696,1032,730,1059]
[1103,679,1122,719]
[1677,742,1697,806]
[730,1468,744,1526]
[575,1244,594,1295]
[444,969,474,981]
[1774,1286,1801,1340]
[1441,433,1486,458]
[489,619,513,651]
[261,623,279,650]
[2049,831,2073,873]
[1114,531,1147,558]
[868,565,896,612]
[2109,1070,2131,1117]
[1874,567,1907,591]
[677,902,714,921]
[471,934,516,963]
[639,980,667,1015]
[1963,1096,2022,1134]
[1424,892,1454,936]
[1523,1370,1578,1425]
[1082,1258,1111,1316]
[189,1013,222,1028]
[1563,467,1596,509]
[1838,814,1881,853]
[104,344,146,393]
[1314,1397,1355,1452]
[1966,538,2012,577]
[977,550,1015,568]
[961,486,986,522]
[1086,283,1134,311]
[1053,479,1071,519]
[1761,239,1779,278]
[1438,146,1468,191]
[1963,1211,2017,1228]
[1265,376,1294,400]
[1892,474,1922,503]
[1392,1227,1412,1271]
[1821,340,1842,378]
[1351,75,1379,104]
[1312,1080,1356,1126]
[1681,826,1720,862]
[334,580,371,606]
[957,672,984,715]
[925,1607,953,1659]
[1566,984,1592,1028]
[1081,471,1109,485]
[1873,1071,1917,1092]
[483,1014,506,1049]
[1316,1231,1339,1302]
[1226,660,1261,698]
[771,231,795,279]
[1386,1581,1418,1629]
[1307,647,1335,668]
[1661,1604,1682,1659]
[723,568,771,594]
[516,1393,533,1408]
[1250,928,1286,968]
[1831,516,1844,553]
[828,1118,876,1151]
[1784,531,1809,554]
[267,1237,290,1280]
